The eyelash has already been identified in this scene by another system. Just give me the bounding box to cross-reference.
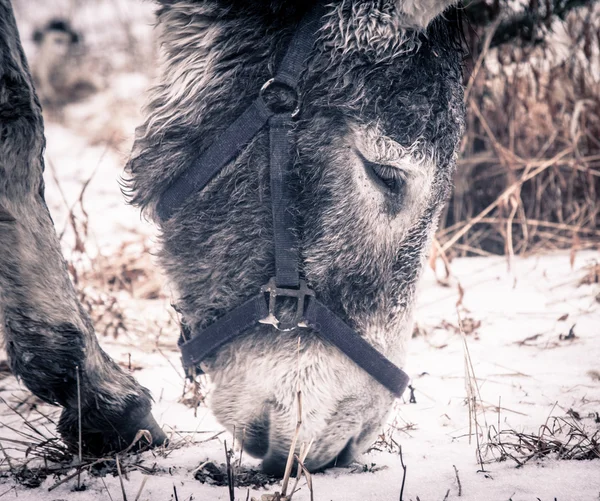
[358,152,406,196]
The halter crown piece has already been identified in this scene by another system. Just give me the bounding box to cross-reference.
[156,4,410,398]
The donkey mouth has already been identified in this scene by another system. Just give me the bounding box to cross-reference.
[261,438,357,476]
[237,404,359,475]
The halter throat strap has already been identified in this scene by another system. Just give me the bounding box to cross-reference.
[158,4,410,399]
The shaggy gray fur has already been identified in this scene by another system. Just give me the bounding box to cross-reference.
[125,0,464,473]
[0,0,165,454]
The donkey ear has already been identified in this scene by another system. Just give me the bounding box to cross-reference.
[398,0,458,28]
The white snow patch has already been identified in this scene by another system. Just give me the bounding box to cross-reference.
[2,250,599,500]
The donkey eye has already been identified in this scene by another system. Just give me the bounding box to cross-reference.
[357,151,406,196]
[369,163,405,194]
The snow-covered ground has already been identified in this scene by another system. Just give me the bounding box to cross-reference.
[1,118,599,498]
[1,2,600,500]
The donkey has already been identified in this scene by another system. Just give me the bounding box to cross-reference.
[0,0,464,474]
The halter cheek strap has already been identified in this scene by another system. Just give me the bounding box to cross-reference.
[158,4,410,399]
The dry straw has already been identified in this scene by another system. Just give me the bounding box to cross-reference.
[438,4,600,260]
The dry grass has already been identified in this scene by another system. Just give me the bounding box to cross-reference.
[71,241,166,340]
[457,310,488,472]
[438,4,600,259]
[0,396,255,495]
[193,460,278,490]
[578,259,600,286]
[0,395,314,498]
[77,239,166,301]
[482,414,600,466]
[49,157,167,339]
[0,393,167,493]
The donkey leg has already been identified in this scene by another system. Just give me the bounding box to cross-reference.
[0,0,165,453]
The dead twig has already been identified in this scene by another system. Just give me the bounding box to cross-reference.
[453,464,462,497]
[280,390,303,498]
[101,476,116,501]
[0,441,14,473]
[225,440,235,501]
[116,456,128,501]
[398,445,407,501]
[0,486,16,499]
[458,310,487,472]
[464,17,502,104]
[134,476,148,501]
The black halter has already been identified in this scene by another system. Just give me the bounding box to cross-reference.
[157,5,410,398]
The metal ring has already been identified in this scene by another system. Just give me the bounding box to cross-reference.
[260,77,276,94]
[259,78,301,118]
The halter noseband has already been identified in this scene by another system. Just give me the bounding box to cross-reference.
[156,5,410,398]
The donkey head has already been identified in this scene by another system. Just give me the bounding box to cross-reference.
[126,0,464,473]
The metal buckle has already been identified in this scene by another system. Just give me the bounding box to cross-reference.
[258,277,314,331]
[259,78,301,118]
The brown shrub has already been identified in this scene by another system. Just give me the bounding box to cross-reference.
[438,4,600,258]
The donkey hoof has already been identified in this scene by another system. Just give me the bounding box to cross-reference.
[131,413,168,449]
[58,409,167,456]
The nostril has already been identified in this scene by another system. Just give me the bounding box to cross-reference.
[242,415,270,458]
[261,450,288,477]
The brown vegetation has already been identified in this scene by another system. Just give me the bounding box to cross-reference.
[483,414,600,465]
[438,4,600,259]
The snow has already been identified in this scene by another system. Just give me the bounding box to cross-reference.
[2,242,599,500]
[2,2,600,500]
